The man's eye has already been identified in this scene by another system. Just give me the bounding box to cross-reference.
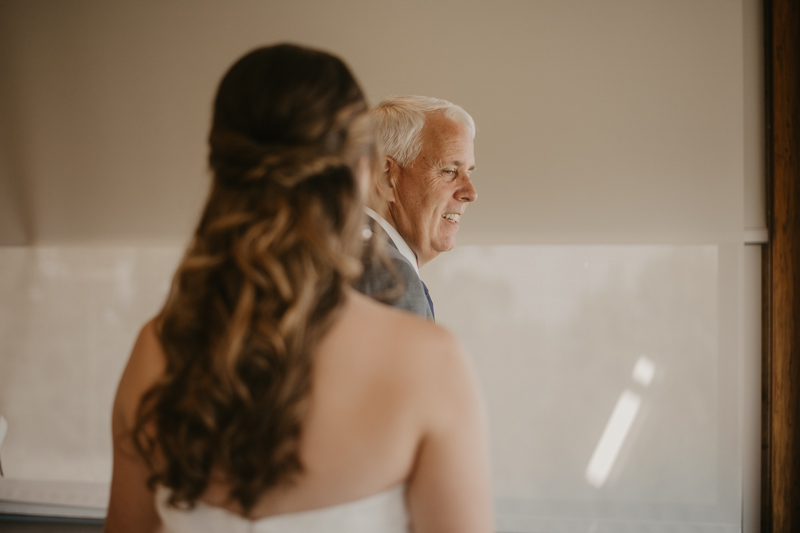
[443,169,455,176]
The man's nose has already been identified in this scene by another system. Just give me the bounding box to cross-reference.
[458,177,478,202]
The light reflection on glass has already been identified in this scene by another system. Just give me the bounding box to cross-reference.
[585,389,641,488]
[632,356,656,387]
[585,356,657,488]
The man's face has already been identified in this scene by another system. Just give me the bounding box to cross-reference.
[388,114,477,268]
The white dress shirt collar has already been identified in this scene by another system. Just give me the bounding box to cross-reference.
[364,207,420,276]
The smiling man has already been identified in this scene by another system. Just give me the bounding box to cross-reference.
[354,96,477,320]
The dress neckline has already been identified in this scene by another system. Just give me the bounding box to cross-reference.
[156,483,406,524]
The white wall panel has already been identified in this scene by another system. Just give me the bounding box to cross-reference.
[0,247,181,513]
[0,244,747,531]
[422,245,741,531]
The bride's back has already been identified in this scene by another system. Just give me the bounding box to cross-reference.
[146,288,473,522]
[203,291,469,517]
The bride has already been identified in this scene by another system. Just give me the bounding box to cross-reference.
[104,44,493,532]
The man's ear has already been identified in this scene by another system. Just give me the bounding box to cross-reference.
[377,156,398,203]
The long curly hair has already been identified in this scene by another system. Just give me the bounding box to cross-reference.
[132,44,374,513]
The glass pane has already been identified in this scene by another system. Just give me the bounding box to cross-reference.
[0,247,181,510]
[423,245,741,532]
[0,244,745,531]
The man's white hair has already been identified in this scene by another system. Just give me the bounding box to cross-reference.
[372,96,475,167]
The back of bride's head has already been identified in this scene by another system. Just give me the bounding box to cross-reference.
[208,44,370,189]
[134,44,373,514]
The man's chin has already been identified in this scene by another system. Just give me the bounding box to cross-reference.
[433,240,457,254]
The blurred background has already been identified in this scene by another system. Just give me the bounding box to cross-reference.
[0,1,764,531]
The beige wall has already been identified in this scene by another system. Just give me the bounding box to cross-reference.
[0,0,758,246]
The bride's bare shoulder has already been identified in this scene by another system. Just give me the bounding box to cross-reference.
[126,319,167,380]
[344,291,480,429]
[113,319,167,430]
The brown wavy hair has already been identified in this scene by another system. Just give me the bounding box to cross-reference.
[132,44,374,513]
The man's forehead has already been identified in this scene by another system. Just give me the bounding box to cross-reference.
[421,116,474,161]
[422,113,469,139]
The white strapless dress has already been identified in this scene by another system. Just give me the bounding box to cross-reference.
[155,484,409,533]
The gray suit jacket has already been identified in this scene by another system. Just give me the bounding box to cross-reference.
[353,224,434,320]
